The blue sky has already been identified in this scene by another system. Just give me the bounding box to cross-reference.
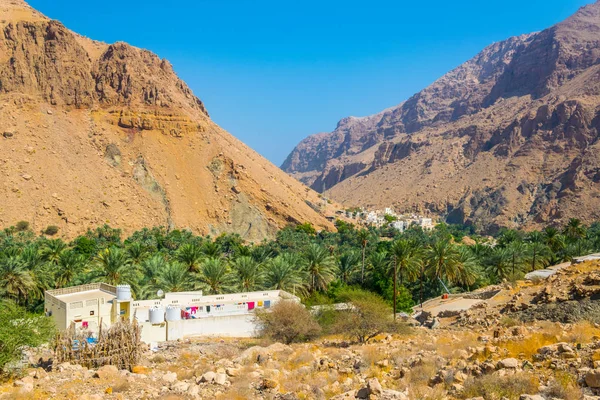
[29,0,593,165]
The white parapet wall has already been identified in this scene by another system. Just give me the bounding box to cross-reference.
[45,284,300,343]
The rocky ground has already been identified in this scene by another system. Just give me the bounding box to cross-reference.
[4,261,600,400]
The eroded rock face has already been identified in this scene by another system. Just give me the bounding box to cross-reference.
[282,1,600,232]
[0,0,337,240]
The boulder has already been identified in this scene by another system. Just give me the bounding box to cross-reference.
[199,371,216,383]
[93,365,118,379]
[162,371,178,384]
[586,369,600,388]
[498,358,519,369]
[519,395,545,400]
[367,378,383,395]
[214,373,228,386]
[171,381,190,392]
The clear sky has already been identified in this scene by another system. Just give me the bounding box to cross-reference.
[28,0,594,165]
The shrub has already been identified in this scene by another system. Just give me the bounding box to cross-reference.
[461,373,539,400]
[15,221,29,232]
[43,225,59,236]
[255,301,321,344]
[0,302,56,378]
[333,288,398,344]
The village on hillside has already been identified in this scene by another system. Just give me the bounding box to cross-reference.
[327,205,436,232]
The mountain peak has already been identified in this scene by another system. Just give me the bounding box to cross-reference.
[283,2,600,232]
[0,0,336,239]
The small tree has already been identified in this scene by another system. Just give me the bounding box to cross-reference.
[15,221,29,232]
[255,301,321,344]
[334,289,397,344]
[0,302,56,377]
[43,225,59,236]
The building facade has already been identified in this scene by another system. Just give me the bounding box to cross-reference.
[45,283,299,343]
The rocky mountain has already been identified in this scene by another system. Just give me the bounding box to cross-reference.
[0,0,336,240]
[283,1,600,232]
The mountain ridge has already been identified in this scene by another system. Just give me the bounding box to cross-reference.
[282,1,600,232]
[0,0,337,240]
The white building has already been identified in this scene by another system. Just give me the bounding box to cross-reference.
[391,220,405,232]
[419,218,434,231]
[45,283,299,343]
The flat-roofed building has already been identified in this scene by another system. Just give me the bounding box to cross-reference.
[44,283,299,343]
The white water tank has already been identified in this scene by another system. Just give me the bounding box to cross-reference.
[166,306,181,321]
[116,285,132,301]
[149,307,165,324]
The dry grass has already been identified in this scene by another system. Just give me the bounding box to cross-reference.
[501,320,600,359]
[461,373,539,400]
[543,371,583,399]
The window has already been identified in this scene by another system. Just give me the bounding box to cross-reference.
[70,301,83,309]
[86,299,98,307]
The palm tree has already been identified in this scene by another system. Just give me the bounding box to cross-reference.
[147,261,194,294]
[526,232,550,271]
[176,243,204,272]
[357,229,370,284]
[41,239,66,265]
[91,247,138,286]
[263,255,307,296]
[390,239,421,318]
[564,218,586,256]
[425,239,463,288]
[251,246,274,264]
[337,251,360,284]
[390,239,420,286]
[232,256,263,292]
[197,257,234,294]
[543,227,565,254]
[20,245,52,302]
[486,247,512,282]
[202,241,222,258]
[368,251,389,277]
[126,242,148,266]
[55,250,87,288]
[304,244,337,293]
[0,257,35,304]
[506,241,528,278]
[456,247,479,289]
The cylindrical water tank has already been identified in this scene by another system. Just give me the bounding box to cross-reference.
[149,307,165,324]
[166,306,181,321]
[116,285,132,301]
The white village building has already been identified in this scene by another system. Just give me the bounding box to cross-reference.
[44,283,299,343]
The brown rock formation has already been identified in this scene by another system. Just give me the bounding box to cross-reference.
[0,0,336,240]
[283,1,600,232]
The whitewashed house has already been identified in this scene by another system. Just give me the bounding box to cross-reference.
[45,283,299,343]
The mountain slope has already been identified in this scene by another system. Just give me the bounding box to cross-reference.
[283,1,600,232]
[0,0,336,240]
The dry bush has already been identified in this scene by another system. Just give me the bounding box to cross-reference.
[333,290,399,344]
[360,345,387,367]
[409,358,445,387]
[561,321,600,343]
[410,385,447,400]
[461,373,539,400]
[499,315,521,328]
[428,332,479,359]
[543,371,583,399]
[287,347,316,368]
[502,325,561,359]
[255,301,321,344]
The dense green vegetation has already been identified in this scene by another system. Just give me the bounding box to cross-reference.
[0,218,598,315]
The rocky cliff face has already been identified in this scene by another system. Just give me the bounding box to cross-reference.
[283,1,600,232]
[0,0,336,240]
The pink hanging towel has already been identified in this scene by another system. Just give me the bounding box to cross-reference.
[248,302,255,310]
[82,321,89,329]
